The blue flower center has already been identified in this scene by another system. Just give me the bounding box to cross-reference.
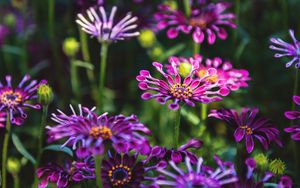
[108,164,132,186]
[0,90,22,107]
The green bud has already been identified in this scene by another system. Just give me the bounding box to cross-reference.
[7,158,21,174]
[269,159,286,175]
[4,13,17,28]
[138,29,156,48]
[165,0,178,10]
[63,37,80,57]
[150,46,163,58]
[38,84,54,106]
[179,62,192,77]
[253,153,268,170]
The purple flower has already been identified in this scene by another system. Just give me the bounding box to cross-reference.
[0,75,45,125]
[136,60,230,110]
[76,6,140,42]
[154,156,238,188]
[284,95,300,140]
[154,2,236,44]
[277,176,293,188]
[270,29,300,68]
[0,112,6,128]
[37,158,95,188]
[209,108,282,153]
[147,139,203,164]
[167,54,250,91]
[47,105,151,158]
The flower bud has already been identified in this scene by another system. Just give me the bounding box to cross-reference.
[179,62,192,77]
[253,153,268,170]
[63,37,80,57]
[269,159,286,175]
[7,158,21,175]
[37,84,54,106]
[150,46,163,58]
[138,29,156,48]
[4,13,16,28]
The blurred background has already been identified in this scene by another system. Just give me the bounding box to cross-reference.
[0,0,300,187]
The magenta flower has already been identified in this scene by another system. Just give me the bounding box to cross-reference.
[147,139,203,164]
[47,105,151,158]
[0,112,6,128]
[167,55,250,91]
[284,95,300,141]
[0,75,45,125]
[154,2,236,44]
[270,29,300,68]
[136,60,230,110]
[37,158,95,188]
[154,156,238,188]
[209,108,282,153]
[277,176,293,188]
[76,6,140,42]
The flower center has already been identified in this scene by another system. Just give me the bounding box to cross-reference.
[198,70,218,83]
[108,164,132,186]
[0,90,22,107]
[240,125,253,135]
[189,17,207,29]
[89,126,112,140]
[170,83,193,100]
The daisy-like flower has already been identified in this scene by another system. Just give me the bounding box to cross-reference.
[167,55,250,91]
[0,75,46,125]
[209,108,282,153]
[284,96,300,141]
[136,60,230,110]
[270,29,300,68]
[76,6,140,43]
[147,138,203,164]
[154,156,238,188]
[36,158,95,188]
[47,105,151,158]
[154,2,236,44]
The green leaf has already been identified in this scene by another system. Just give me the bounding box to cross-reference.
[43,145,73,157]
[181,108,200,125]
[2,45,23,55]
[12,133,36,165]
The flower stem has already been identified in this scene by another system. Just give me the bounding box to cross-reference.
[94,155,103,188]
[198,104,207,137]
[71,59,80,100]
[32,106,48,187]
[236,143,247,177]
[174,108,181,149]
[193,43,201,55]
[79,29,98,103]
[183,0,191,16]
[2,113,11,188]
[98,42,109,112]
[13,174,20,188]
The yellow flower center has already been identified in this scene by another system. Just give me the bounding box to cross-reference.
[170,83,193,100]
[240,125,253,135]
[189,17,207,29]
[108,164,132,186]
[0,90,22,107]
[198,69,218,83]
[89,126,112,140]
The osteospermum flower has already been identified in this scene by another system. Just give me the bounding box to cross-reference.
[47,105,151,158]
[270,29,300,68]
[167,55,250,91]
[136,61,230,110]
[37,158,95,188]
[76,6,140,42]
[154,156,238,188]
[209,108,282,153]
[0,75,45,125]
[154,2,236,44]
[284,96,300,140]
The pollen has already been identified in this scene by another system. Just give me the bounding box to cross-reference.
[240,125,253,135]
[0,90,22,107]
[170,83,193,100]
[108,164,132,186]
[89,126,112,140]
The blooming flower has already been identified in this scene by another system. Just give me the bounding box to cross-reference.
[47,105,151,158]
[167,55,250,91]
[277,176,293,188]
[36,158,95,188]
[76,6,140,43]
[147,138,203,164]
[154,156,238,187]
[136,60,230,110]
[270,29,300,68]
[154,2,236,44]
[209,108,282,153]
[0,75,45,125]
[284,95,300,140]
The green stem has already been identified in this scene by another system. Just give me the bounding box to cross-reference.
[2,113,11,188]
[71,59,80,100]
[79,29,98,103]
[13,174,20,188]
[94,155,103,188]
[198,104,207,137]
[236,143,247,177]
[234,0,240,42]
[193,43,201,55]
[32,106,48,187]
[281,0,288,31]
[183,0,191,16]
[174,108,181,149]
[98,43,109,112]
